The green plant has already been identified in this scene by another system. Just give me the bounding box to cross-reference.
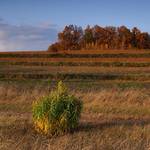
[32,81,82,135]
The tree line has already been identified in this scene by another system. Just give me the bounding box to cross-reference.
[48,25,150,51]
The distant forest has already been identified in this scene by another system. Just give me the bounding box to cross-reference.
[48,25,150,51]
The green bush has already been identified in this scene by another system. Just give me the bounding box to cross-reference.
[32,81,82,135]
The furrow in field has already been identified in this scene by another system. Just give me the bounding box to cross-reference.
[1,61,150,67]
[0,57,150,63]
[1,66,150,74]
[0,72,150,81]
[0,53,150,58]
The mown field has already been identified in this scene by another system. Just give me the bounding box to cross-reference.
[0,49,150,83]
[0,49,150,150]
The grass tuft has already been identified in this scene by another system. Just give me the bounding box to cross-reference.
[32,81,83,135]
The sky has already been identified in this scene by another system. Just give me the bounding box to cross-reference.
[0,0,150,51]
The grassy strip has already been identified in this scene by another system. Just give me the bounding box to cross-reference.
[0,72,150,80]
[1,61,150,67]
[1,102,150,119]
[0,80,149,90]
[85,103,150,117]
[0,103,31,113]
[1,53,150,58]
[1,67,150,74]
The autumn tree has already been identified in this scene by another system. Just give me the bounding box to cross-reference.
[117,26,132,49]
[58,25,83,50]
[82,25,94,49]
[104,26,118,49]
[48,24,150,51]
[92,25,107,49]
[138,32,150,49]
[131,27,141,48]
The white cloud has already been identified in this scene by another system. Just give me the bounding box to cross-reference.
[0,19,58,51]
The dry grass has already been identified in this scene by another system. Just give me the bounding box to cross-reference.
[1,66,150,74]
[1,49,150,54]
[0,49,150,149]
[1,57,150,63]
[81,89,150,117]
[0,83,150,150]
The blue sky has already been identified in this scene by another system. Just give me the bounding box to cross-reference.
[0,0,150,51]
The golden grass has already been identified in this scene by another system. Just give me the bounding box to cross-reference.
[1,85,150,118]
[0,83,150,149]
[81,89,150,118]
[1,57,150,63]
[0,49,150,149]
[1,66,150,74]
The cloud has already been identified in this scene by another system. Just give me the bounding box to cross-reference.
[0,19,58,51]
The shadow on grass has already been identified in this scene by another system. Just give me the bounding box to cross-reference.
[1,118,150,136]
[78,118,150,132]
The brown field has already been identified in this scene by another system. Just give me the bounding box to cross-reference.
[1,57,150,63]
[1,49,150,54]
[0,49,150,149]
[1,66,150,76]
[0,83,150,150]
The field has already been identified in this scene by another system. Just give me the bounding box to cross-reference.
[0,49,150,150]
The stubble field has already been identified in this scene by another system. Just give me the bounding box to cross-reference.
[0,49,150,150]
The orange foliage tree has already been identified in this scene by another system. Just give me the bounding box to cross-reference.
[48,25,150,51]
